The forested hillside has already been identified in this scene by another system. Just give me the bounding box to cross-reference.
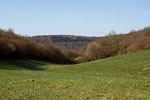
[0,29,79,64]
[83,27,150,62]
[1,27,150,64]
[31,35,99,51]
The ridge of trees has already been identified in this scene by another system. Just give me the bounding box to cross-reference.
[31,35,100,51]
[0,29,79,64]
[1,27,150,64]
[82,27,150,61]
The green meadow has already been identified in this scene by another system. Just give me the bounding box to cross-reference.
[0,52,150,100]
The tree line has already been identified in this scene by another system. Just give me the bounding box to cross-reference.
[0,29,80,64]
[1,27,150,64]
[78,27,150,62]
[31,35,99,51]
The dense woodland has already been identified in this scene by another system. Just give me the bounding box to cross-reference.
[0,27,150,64]
[32,35,99,51]
[0,29,78,64]
[83,27,150,62]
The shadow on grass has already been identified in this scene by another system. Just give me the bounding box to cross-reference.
[0,59,49,70]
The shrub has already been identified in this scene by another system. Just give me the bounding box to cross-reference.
[85,42,103,60]
[73,56,87,63]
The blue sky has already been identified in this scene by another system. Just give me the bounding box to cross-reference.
[0,0,150,36]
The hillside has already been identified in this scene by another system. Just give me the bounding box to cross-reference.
[0,51,150,99]
[31,35,100,51]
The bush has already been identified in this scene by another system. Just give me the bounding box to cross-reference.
[85,42,103,60]
[73,56,87,63]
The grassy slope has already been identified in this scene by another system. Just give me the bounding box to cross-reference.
[0,52,150,100]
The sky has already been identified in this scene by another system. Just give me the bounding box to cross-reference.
[0,0,150,36]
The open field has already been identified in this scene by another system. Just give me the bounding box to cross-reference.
[0,52,150,100]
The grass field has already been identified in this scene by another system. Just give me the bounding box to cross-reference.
[0,52,150,100]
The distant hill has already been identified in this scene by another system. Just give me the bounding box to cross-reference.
[31,35,100,51]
